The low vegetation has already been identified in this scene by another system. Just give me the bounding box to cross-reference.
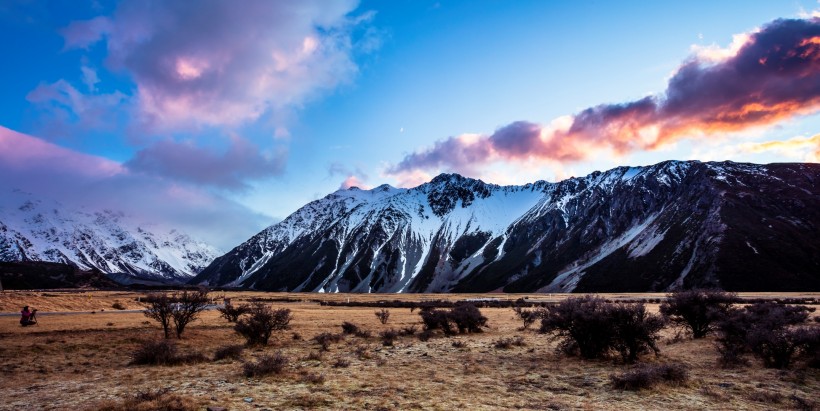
[3,290,818,411]
[539,297,665,362]
[233,303,292,346]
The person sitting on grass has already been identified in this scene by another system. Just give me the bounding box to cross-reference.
[20,306,37,326]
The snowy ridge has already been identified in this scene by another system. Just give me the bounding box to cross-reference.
[0,190,220,282]
[193,160,820,293]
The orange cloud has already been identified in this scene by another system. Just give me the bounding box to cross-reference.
[388,17,820,182]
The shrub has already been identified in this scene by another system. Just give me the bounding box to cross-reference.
[94,388,199,411]
[217,303,251,323]
[539,297,663,362]
[213,344,244,361]
[417,330,433,341]
[143,289,211,339]
[375,308,391,324]
[380,329,399,346]
[609,303,665,363]
[332,358,351,368]
[142,293,175,339]
[715,302,815,368]
[449,303,488,333]
[493,336,526,349]
[313,332,343,351]
[234,303,292,346]
[354,329,372,339]
[130,340,207,366]
[300,371,326,384]
[659,289,735,339]
[169,289,210,339]
[111,301,126,310]
[513,306,542,330]
[304,350,323,361]
[341,322,360,335]
[419,308,453,335]
[452,340,467,348]
[130,340,178,365]
[610,363,688,390]
[243,352,288,377]
[399,325,417,336]
[540,296,617,359]
[418,304,488,337]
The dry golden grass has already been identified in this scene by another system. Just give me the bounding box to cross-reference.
[0,291,817,410]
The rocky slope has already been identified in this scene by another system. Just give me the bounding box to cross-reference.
[192,161,820,292]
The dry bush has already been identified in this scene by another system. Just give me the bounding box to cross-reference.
[512,306,542,330]
[449,303,488,333]
[129,340,207,366]
[111,301,126,310]
[659,289,735,339]
[304,350,324,361]
[493,336,526,349]
[452,340,467,348]
[217,303,251,323]
[300,371,326,384]
[399,325,417,336]
[354,345,372,359]
[610,363,688,391]
[609,303,665,363]
[234,303,292,346]
[213,344,244,361]
[716,302,815,368]
[332,358,351,368]
[313,332,344,351]
[93,388,199,411]
[143,290,210,339]
[243,352,288,377]
[380,329,399,346]
[418,303,488,337]
[419,308,453,335]
[540,297,664,362]
[341,321,360,335]
[375,308,391,324]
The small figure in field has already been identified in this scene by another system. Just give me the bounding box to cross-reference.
[20,306,37,326]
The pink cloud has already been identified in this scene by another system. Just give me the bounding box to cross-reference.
[59,0,367,132]
[126,136,287,191]
[339,175,369,190]
[388,17,820,181]
[0,125,123,178]
[0,126,271,250]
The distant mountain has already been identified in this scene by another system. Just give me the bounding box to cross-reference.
[0,261,120,290]
[0,191,220,284]
[192,160,820,293]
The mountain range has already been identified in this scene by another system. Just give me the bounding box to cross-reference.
[191,160,820,292]
[0,190,219,284]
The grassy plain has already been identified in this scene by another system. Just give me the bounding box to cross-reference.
[0,290,818,410]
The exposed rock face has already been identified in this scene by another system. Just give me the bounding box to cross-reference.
[192,161,820,292]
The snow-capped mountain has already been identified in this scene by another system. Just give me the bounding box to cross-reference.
[0,190,220,283]
[192,161,820,292]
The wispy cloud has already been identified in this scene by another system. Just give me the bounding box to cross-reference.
[28,0,376,192]
[388,17,820,183]
[0,126,271,249]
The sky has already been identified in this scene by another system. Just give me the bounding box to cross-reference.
[1,0,819,250]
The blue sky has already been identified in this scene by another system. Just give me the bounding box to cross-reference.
[1,1,818,249]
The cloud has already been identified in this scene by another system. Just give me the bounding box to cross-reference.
[328,162,370,190]
[736,134,820,161]
[339,175,369,190]
[388,17,820,182]
[0,126,271,250]
[126,136,287,191]
[60,0,367,132]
